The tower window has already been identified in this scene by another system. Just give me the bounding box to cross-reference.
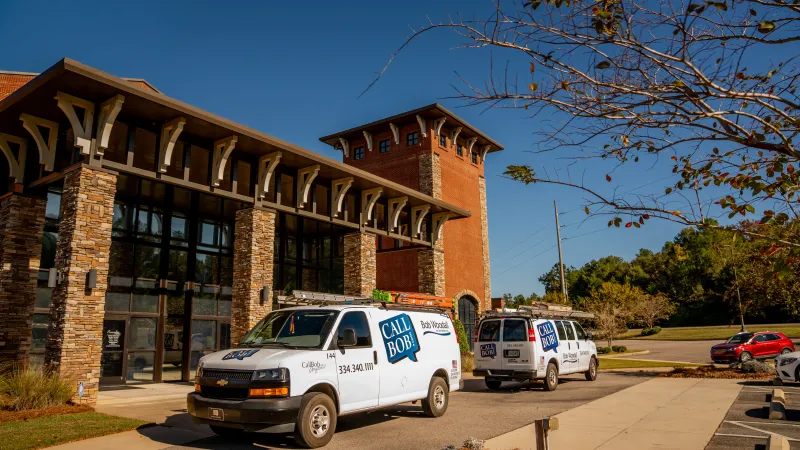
[379,139,391,153]
[354,146,365,160]
[471,151,478,164]
[456,143,463,156]
[407,132,419,146]
[439,135,447,147]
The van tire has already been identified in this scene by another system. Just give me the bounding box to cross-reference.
[485,378,502,390]
[294,392,337,448]
[543,363,558,391]
[422,377,449,417]
[585,357,598,381]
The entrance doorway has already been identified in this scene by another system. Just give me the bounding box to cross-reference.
[458,296,478,351]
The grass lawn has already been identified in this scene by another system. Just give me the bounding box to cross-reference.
[598,358,701,370]
[617,323,800,341]
[0,411,147,449]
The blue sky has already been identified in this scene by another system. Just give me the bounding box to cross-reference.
[0,0,687,296]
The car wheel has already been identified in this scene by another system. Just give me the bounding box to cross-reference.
[209,425,245,438]
[294,392,337,449]
[422,377,449,417]
[739,351,753,363]
[795,365,800,383]
[585,357,598,381]
[485,378,502,390]
[781,348,792,355]
[543,362,559,391]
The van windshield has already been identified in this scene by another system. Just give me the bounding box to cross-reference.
[240,310,338,349]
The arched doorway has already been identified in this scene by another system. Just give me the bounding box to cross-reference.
[458,296,478,351]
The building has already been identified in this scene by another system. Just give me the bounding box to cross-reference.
[0,59,501,404]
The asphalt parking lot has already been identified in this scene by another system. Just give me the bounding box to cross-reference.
[143,372,652,450]
[707,381,800,450]
[614,339,718,364]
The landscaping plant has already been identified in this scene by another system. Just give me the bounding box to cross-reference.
[0,364,74,411]
[641,327,662,336]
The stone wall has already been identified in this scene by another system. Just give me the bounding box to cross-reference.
[418,248,445,297]
[0,194,46,364]
[45,165,117,405]
[343,233,376,297]
[231,208,276,345]
[478,176,492,311]
[418,152,442,199]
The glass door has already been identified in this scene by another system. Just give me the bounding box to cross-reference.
[100,318,127,385]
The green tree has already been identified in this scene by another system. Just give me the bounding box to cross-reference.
[588,282,642,348]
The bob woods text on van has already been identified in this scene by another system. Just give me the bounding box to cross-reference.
[379,314,421,363]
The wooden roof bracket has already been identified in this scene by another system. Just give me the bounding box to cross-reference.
[433,117,446,137]
[0,133,27,183]
[450,127,462,148]
[296,164,321,207]
[158,117,186,173]
[20,114,59,172]
[95,95,125,157]
[411,205,430,238]
[332,177,354,217]
[361,187,383,225]
[416,115,427,138]
[257,151,282,199]
[389,123,400,145]
[387,196,408,231]
[212,135,238,187]
[55,91,95,155]
[466,137,478,156]
[338,137,350,158]
[363,130,373,152]
[432,212,451,243]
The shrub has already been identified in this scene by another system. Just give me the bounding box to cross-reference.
[612,345,627,353]
[453,320,471,355]
[740,360,773,374]
[0,364,74,411]
[597,346,612,354]
[461,353,475,372]
[641,326,662,336]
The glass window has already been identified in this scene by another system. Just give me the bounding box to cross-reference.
[130,318,158,350]
[31,314,49,351]
[564,321,576,340]
[106,241,134,312]
[456,143,463,156]
[104,121,129,165]
[191,320,217,358]
[353,146,365,160]
[379,139,390,153]
[727,333,753,344]
[220,323,232,350]
[336,312,372,347]
[766,334,781,341]
[472,151,478,164]
[45,191,61,221]
[502,319,527,342]
[478,320,501,342]
[407,132,419,146]
[112,202,131,237]
[439,135,447,147]
[127,352,155,382]
[554,321,568,341]
[753,334,768,343]
[572,322,588,340]
[132,127,157,171]
[241,310,338,349]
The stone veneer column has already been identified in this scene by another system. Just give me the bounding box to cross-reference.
[231,207,276,345]
[417,152,446,296]
[343,233,376,297]
[0,194,47,364]
[45,165,117,406]
[478,176,492,311]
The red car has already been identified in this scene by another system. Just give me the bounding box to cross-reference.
[710,331,795,363]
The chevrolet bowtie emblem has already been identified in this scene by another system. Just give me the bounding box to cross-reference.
[216,379,229,387]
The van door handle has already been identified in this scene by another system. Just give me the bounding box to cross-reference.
[568,342,571,350]
[373,350,378,365]
[577,342,580,349]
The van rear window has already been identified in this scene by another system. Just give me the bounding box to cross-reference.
[503,319,527,342]
[478,320,501,342]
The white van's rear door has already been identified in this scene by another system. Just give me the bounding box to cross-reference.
[499,318,534,373]
[474,319,502,372]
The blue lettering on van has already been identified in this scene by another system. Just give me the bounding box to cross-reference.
[379,313,420,364]
[537,322,559,352]
[480,343,497,359]
[222,349,260,361]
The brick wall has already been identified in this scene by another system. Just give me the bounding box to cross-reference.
[45,165,117,405]
[376,249,418,292]
[0,194,46,364]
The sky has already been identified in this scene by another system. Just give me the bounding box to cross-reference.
[0,0,688,296]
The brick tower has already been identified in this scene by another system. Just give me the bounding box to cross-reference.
[320,104,502,313]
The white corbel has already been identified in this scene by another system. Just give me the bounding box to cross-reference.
[411,205,430,238]
[433,117,446,137]
[20,114,59,171]
[158,117,186,173]
[432,212,451,243]
[479,145,492,160]
[95,95,125,156]
[332,177,354,217]
[387,196,408,231]
[466,137,478,156]
[361,187,383,225]
[211,135,237,187]
[0,133,27,183]
[55,91,95,155]
[338,137,350,158]
[389,123,400,145]
[416,115,427,138]
[296,165,321,207]
[363,130,373,152]
[450,127,462,148]
[257,151,282,199]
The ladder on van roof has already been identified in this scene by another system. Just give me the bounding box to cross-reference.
[484,305,595,320]
[276,290,454,316]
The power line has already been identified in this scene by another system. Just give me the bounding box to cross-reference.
[494,224,549,257]
[496,243,558,276]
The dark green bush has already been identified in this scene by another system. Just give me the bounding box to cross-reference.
[453,320,471,355]
[611,345,627,353]
[641,326,662,336]
[597,347,612,354]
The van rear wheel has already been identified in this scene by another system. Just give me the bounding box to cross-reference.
[294,392,337,448]
[543,362,558,391]
[485,378,502,390]
[422,377,449,417]
[585,357,598,381]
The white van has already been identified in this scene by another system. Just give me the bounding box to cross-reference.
[473,312,597,391]
[187,303,462,448]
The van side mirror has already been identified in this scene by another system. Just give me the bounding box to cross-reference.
[338,328,357,347]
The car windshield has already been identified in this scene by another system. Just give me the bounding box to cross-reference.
[727,333,754,344]
[239,310,338,349]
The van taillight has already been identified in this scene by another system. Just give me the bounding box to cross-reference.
[528,328,536,342]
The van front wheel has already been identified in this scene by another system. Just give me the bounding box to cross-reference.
[422,377,449,417]
[543,363,558,391]
[294,392,337,449]
[485,378,502,390]
[585,357,598,381]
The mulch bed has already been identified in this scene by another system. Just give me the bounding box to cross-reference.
[0,404,93,424]
[659,365,774,380]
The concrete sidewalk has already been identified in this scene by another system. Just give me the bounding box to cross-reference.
[485,378,743,450]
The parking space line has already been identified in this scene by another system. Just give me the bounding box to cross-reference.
[726,420,800,428]
[714,433,767,439]
[726,420,797,441]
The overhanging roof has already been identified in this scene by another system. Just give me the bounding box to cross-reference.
[0,58,470,218]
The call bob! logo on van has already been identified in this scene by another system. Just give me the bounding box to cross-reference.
[379,313,420,364]
[537,322,559,352]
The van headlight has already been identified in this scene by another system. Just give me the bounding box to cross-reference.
[779,358,797,366]
[195,366,203,379]
[253,368,289,381]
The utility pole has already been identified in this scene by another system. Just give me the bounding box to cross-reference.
[554,201,568,303]
[731,235,746,332]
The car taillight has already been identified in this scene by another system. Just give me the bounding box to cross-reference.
[528,328,536,342]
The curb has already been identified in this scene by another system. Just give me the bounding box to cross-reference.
[601,350,650,359]
[769,388,787,420]
[769,434,790,450]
